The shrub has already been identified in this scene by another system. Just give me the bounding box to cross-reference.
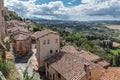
[0,60,13,77]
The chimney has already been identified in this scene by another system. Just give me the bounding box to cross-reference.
[84,63,90,73]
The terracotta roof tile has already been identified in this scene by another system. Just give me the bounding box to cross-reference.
[46,51,100,80]
[61,46,110,68]
[98,60,110,68]
[80,50,101,62]
[35,30,59,39]
[13,33,30,40]
[100,67,120,80]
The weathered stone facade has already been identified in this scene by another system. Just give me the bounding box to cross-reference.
[11,30,32,57]
[35,30,60,71]
[0,0,6,41]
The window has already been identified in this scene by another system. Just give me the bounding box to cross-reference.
[50,50,53,54]
[47,63,49,68]
[47,39,50,44]
[2,10,4,17]
[89,72,91,76]
[57,73,61,79]
[55,39,58,43]
[53,74,55,80]
[47,71,49,77]
[56,50,58,53]
[43,40,46,45]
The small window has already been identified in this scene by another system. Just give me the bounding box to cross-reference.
[47,39,50,44]
[47,71,49,77]
[2,10,4,17]
[89,72,91,76]
[43,40,46,45]
[56,50,58,53]
[55,39,58,43]
[57,73,61,79]
[53,74,55,80]
[50,50,53,54]
[47,63,49,68]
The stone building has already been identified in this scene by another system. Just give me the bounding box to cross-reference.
[44,45,107,80]
[35,30,110,80]
[12,31,31,57]
[35,30,60,71]
[45,51,104,80]
[0,0,6,41]
[7,27,31,57]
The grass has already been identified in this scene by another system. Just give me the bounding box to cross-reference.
[6,62,21,80]
[0,49,21,80]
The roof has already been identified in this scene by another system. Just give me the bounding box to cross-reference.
[35,30,59,39]
[97,60,110,68]
[13,33,30,40]
[100,67,120,80]
[7,26,28,34]
[61,46,110,68]
[80,50,101,62]
[8,20,28,26]
[45,51,100,80]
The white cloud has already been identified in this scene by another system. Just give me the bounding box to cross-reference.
[4,0,120,21]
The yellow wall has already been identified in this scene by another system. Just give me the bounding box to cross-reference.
[81,67,104,80]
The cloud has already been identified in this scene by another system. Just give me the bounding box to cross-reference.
[67,0,76,5]
[4,0,120,21]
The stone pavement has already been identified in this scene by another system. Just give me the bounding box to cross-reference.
[14,44,41,80]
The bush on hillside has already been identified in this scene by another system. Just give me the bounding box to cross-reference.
[0,60,13,77]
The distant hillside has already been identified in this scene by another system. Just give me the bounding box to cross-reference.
[5,11,22,21]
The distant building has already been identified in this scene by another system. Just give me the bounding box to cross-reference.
[0,0,6,41]
[35,30,60,71]
[112,42,120,48]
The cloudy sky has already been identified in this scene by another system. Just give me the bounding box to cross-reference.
[4,0,120,21]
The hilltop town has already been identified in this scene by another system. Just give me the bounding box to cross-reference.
[1,0,120,80]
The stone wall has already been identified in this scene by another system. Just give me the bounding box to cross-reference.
[0,0,6,41]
